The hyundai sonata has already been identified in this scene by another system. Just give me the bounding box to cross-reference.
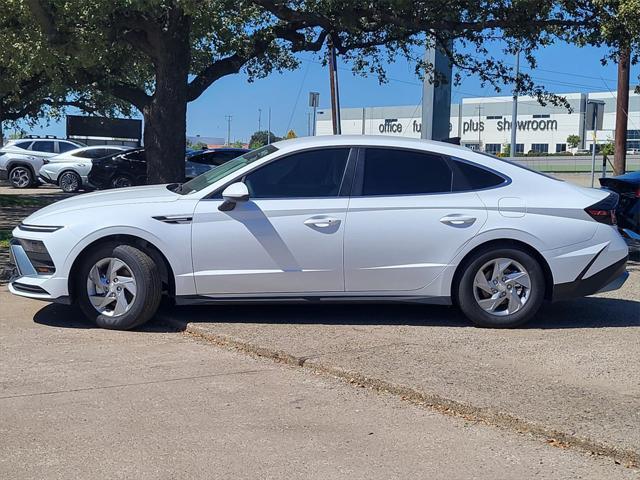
[8,136,629,329]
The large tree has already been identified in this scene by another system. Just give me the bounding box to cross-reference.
[24,0,632,183]
[0,0,130,145]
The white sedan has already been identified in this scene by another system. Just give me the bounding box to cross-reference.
[38,146,130,192]
[8,136,629,329]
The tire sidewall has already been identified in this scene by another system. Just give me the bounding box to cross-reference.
[457,247,545,328]
[112,175,133,188]
[75,243,160,330]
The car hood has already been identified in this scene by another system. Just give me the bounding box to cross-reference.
[24,184,179,225]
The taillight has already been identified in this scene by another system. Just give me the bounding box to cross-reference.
[585,192,619,225]
[635,187,640,198]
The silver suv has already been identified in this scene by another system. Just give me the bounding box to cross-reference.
[0,137,85,188]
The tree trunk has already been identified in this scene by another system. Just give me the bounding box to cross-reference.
[143,14,191,184]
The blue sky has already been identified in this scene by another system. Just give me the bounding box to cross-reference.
[18,42,639,143]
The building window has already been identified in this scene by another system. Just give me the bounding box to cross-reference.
[484,143,502,154]
[531,143,549,154]
[533,114,550,119]
[515,144,524,154]
[464,143,479,151]
[555,143,567,153]
[486,115,502,120]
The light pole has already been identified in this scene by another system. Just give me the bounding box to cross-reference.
[587,100,605,187]
[258,108,262,133]
[309,92,320,136]
[476,106,483,151]
[267,107,271,144]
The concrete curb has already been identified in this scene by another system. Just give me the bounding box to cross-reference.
[159,313,639,468]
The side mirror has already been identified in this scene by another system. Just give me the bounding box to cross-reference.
[219,182,249,211]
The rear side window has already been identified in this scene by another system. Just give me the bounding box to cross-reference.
[450,159,506,191]
[58,141,79,153]
[122,150,145,162]
[245,148,350,198]
[31,141,55,153]
[362,148,452,196]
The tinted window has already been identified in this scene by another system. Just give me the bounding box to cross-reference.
[14,141,32,150]
[362,148,452,196]
[31,141,55,153]
[58,141,79,153]
[450,159,505,191]
[245,148,349,198]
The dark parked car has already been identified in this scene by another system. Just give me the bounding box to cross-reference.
[88,148,147,189]
[185,148,249,178]
[88,148,249,190]
[600,171,640,250]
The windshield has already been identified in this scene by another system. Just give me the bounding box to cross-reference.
[178,144,278,194]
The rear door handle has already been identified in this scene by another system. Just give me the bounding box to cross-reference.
[304,216,340,228]
[440,214,477,227]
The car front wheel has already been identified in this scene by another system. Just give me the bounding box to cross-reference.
[456,247,545,328]
[76,243,162,330]
[59,171,82,193]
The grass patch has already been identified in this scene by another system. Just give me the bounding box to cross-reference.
[0,195,57,208]
[0,230,11,249]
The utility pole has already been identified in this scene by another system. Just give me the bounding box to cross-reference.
[258,108,262,133]
[225,115,232,145]
[510,50,520,159]
[307,112,311,136]
[614,46,630,175]
[327,36,341,134]
[267,107,272,144]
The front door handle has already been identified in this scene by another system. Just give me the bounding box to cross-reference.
[304,216,340,228]
[440,214,477,227]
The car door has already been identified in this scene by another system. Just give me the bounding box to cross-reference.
[191,147,354,295]
[344,147,490,292]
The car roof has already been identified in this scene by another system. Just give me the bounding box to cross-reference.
[271,135,469,155]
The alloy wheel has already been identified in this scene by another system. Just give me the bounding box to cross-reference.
[472,257,531,316]
[86,257,137,317]
[9,167,31,188]
[59,172,80,192]
[112,176,132,188]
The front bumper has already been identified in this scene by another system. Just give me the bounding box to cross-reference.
[0,167,7,181]
[552,255,629,301]
[7,238,71,304]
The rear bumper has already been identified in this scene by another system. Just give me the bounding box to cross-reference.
[552,255,628,301]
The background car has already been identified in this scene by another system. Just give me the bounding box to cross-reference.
[600,171,640,250]
[0,137,85,188]
[88,148,147,189]
[185,148,250,178]
[38,146,130,192]
[89,147,249,189]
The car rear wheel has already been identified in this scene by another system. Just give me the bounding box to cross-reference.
[456,247,545,328]
[9,166,34,188]
[59,171,82,193]
[76,243,162,330]
[111,175,133,189]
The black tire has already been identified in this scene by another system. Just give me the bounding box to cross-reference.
[8,165,35,189]
[75,243,162,330]
[58,170,82,193]
[455,246,545,328]
[111,175,133,189]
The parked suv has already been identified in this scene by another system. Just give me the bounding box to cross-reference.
[0,137,85,188]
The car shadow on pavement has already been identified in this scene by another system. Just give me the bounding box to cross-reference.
[33,302,181,333]
[156,296,639,330]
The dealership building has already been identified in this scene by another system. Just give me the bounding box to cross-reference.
[315,90,640,154]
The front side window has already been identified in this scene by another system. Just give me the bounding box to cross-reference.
[31,141,55,153]
[244,148,350,199]
[362,148,452,196]
[14,141,32,150]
